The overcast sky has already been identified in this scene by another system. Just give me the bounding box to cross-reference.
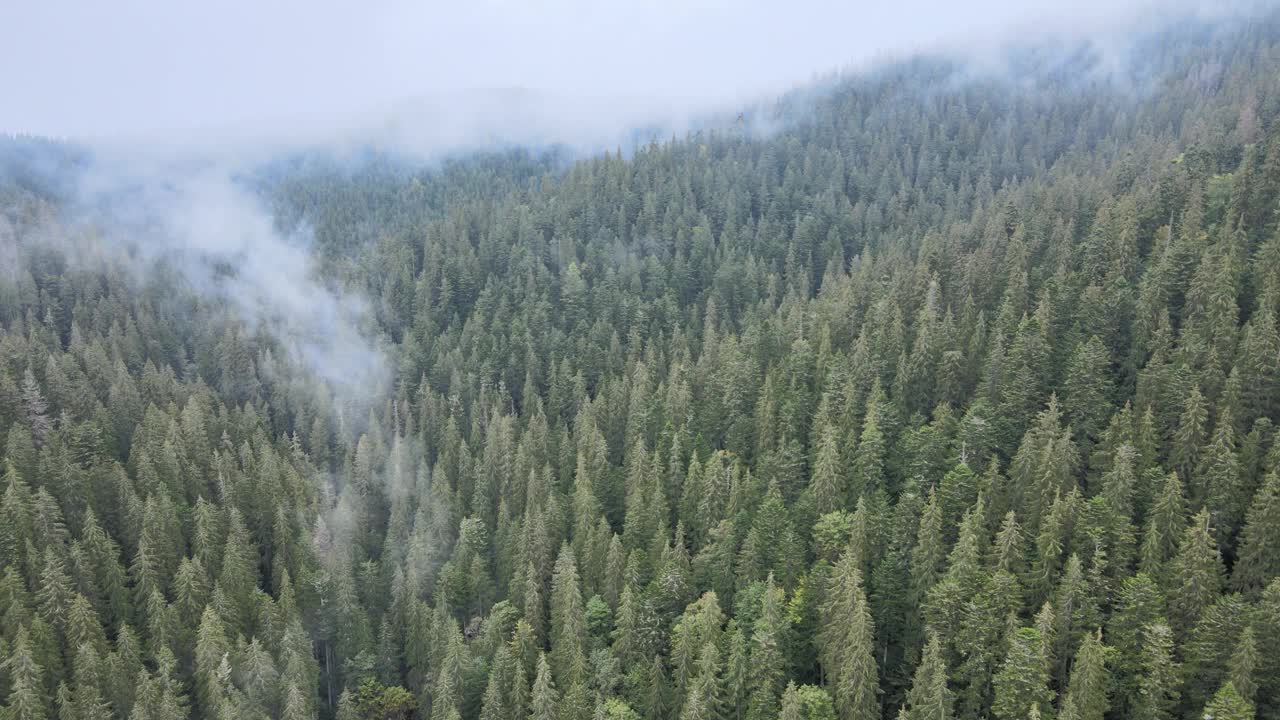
[0,0,1257,144]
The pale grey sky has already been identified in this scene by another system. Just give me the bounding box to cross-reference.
[0,0,1252,143]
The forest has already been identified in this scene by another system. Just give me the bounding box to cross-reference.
[2,8,1280,720]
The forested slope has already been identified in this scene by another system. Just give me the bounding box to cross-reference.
[3,9,1280,720]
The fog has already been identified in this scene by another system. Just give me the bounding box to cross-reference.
[2,0,1274,547]
[2,0,1262,150]
[0,150,391,415]
[1,0,1274,432]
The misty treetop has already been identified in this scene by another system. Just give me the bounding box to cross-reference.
[3,7,1280,720]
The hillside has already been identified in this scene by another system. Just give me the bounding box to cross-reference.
[2,8,1280,720]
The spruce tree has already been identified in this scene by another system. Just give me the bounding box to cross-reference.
[3,627,48,720]
[1227,627,1259,708]
[810,423,846,515]
[821,553,879,720]
[1062,629,1109,720]
[1231,471,1280,594]
[551,545,588,687]
[530,653,559,720]
[899,633,952,720]
[1168,509,1224,632]
[1202,682,1255,720]
[1140,472,1187,583]
[748,576,787,711]
[1132,623,1180,720]
[991,627,1051,720]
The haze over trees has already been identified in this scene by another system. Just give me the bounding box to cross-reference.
[2,7,1280,720]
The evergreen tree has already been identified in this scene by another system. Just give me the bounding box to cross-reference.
[781,683,805,720]
[1140,472,1187,583]
[19,368,50,449]
[530,654,559,720]
[551,545,588,687]
[899,633,952,720]
[1227,627,1259,708]
[1132,623,1180,720]
[1203,682,1255,720]
[1231,471,1280,594]
[991,627,1051,720]
[821,553,879,720]
[748,576,787,713]
[1062,629,1109,720]
[810,424,846,515]
[1168,509,1225,632]
[3,627,48,720]
[1062,336,1112,449]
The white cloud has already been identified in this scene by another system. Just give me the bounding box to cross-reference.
[0,0,1241,143]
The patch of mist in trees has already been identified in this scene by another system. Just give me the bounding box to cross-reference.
[4,148,392,415]
[0,144,452,603]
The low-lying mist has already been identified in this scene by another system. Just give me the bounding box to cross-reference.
[1,147,392,417]
[1,0,1276,433]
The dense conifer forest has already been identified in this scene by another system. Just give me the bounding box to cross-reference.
[3,9,1280,720]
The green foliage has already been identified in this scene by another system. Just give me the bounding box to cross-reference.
[899,633,952,720]
[1203,682,1255,720]
[351,678,416,720]
[2,10,1280,720]
[992,627,1052,720]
